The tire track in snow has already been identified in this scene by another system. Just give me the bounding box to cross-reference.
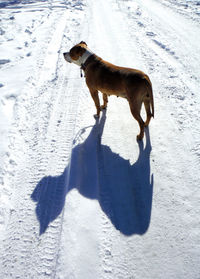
[0,3,87,278]
[114,1,200,278]
[117,0,200,158]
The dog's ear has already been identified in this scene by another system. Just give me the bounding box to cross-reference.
[79,41,87,46]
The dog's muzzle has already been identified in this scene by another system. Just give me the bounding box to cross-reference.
[63,52,72,63]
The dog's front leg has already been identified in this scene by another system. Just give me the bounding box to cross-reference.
[100,93,108,110]
[89,88,101,117]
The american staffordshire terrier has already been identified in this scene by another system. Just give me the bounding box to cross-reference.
[63,41,154,140]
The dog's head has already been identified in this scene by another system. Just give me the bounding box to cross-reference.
[63,41,92,66]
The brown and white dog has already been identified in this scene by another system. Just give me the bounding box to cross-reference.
[63,41,154,140]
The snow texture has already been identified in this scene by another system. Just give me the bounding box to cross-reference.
[0,0,200,278]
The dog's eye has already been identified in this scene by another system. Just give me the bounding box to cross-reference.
[69,48,77,59]
[75,46,83,53]
[70,46,83,60]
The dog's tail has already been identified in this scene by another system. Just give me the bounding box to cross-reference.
[144,77,154,118]
[149,82,154,118]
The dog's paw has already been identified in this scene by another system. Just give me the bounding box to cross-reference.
[93,114,100,119]
[100,105,107,110]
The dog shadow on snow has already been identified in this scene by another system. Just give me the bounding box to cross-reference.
[31,110,154,235]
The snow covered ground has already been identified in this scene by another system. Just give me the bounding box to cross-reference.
[0,0,200,278]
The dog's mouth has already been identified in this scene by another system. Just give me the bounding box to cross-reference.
[63,52,72,63]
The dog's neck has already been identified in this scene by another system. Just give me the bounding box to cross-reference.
[79,49,96,77]
[81,54,96,71]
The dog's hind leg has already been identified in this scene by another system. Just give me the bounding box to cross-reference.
[128,99,145,141]
[144,99,152,127]
[89,88,101,117]
[101,93,108,110]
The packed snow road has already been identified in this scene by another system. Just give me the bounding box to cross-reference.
[0,0,200,278]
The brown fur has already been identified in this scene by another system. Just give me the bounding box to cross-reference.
[64,42,154,140]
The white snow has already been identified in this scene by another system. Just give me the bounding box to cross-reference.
[0,0,200,278]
